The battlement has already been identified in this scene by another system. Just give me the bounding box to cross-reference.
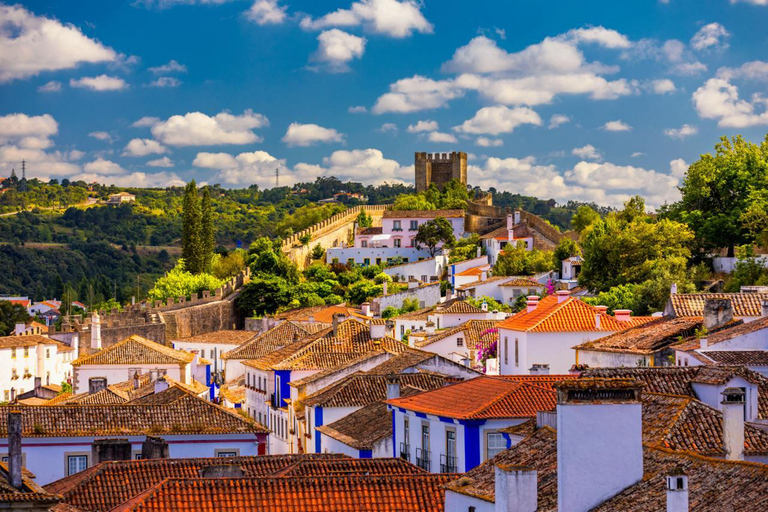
[415,151,467,163]
[415,150,468,193]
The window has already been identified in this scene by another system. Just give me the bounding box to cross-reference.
[394,238,401,248]
[442,429,457,473]
[347,259,355,266]
[504,337,508,365]
[10,348,15,359]
[275,375,281,405]
[215,450,239,457]
[46,349,50,359]
[361,240,368,248]
[67,455,88,476]
[11,369,17,380]
[375,258,382,265]
[3,391,7,401]
[404,416,410,442]
[134,453,143,460]
[247,373,251,387]
[23,347,28,358]
[421,424,429,451]
[410,220,418,231]
[487,432,506,459]
[363,258,370,266]
[456,337,464,347]
[393,220,402,231]
[200,349,205,359]
[401,325,405,337]
[515,338,519,367]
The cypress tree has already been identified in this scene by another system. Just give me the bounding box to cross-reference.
[182,180,202,273]
[200,186,215,272]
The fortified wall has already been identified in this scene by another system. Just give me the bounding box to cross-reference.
[465,192,508,234]
[415,152,467,193]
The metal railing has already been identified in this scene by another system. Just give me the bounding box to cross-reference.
[399,442,410,461]
[415,448,431,472]
[440,454,457,473]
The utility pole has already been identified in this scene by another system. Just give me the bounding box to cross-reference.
[19,160,27,192]
[275,167,279,188]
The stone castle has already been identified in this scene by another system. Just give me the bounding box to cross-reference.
[414,151,467,193]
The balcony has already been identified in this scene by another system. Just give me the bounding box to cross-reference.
[415,448,431,472]
[440,454,457,473]
[399,442,410,461]
[269,393,279,409]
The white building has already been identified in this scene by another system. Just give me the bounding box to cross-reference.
[411,319,499,366]
[382,256,448,283]
[0,334,74,403]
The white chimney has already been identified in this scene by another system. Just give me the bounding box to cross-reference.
[556,290,570,303]
[14,323,25,335]
[91,311,102,350]
[670,283,678,295]
[477,246,482,258]
[700,338,708,349]
[481,270,488,282]
[154,376,169,394]
[513,210,521,226]
[762,300,768,318]
[556,379,644,512]
[386,375,400,400]
[613,309,632,322]
[481,300,489,312]
[526,296,539,314]
[370,321,386,340]
[425,321,436,335]
[382,280,388,296]
[595,313,601,330]
[722,387,745,461]
[361,302,371,317]
[529,364,549,375]
[666,471,689,512]
[494,464,537,512]
[308,315,315,324]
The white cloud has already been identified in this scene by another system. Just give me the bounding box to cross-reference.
[475,137,503,147]
[407,120,438,133]
[149,76,181,87]
[690,22,730,51]
[572,144,602,160]
[669,158,688,179]
[348,105,367,113]
[729,0,768,4]
[132,116,161,128]
[294,148,411,186]
[564,161,680,205]
[372,75,464,114]
[454,106,541,135]
[627,39,706,76]
[299,0,432,38]
[89,131,115,143]
[0,145,80,179]
[198,151,283,188]
[378,123,398,134]
[428,132,458,143]
[0,113,58,143]
[70,75,128,91]
[37,81,62,93]
[0,5,117,82]
[648,78,676,94]
[282,122,345,146]
[565,26,631,49]
[717,61,768,81]
[146,156,174,167]
[74,171,185,188]
[122,138,168,157]
[310,29,366,72]
[603,120,632,131]
[631,152,645,157]
[664,124,699,139]
[148,60,187,74]
[151,109,268,146]
[246,0,287,25]
[83,158,128,175]
[548,114,570,129]
[692,78,768,128]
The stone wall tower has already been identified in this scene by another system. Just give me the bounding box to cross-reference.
[414,151,467,193]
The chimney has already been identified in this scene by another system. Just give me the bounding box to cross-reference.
[308,315,315,324]
[476,246,482,258]
[7,409,22,490]
[556,290,570,304]
[36,342,45,380]
[141,436,170,460]
[382,280,388,296]
[154,376,169,394]
[14,323,25,335]
[595,313,601,330]
[92,439,132,465]
[700,338,708,349]
[526,296,539,314]
[90,311,102,351]
[133,371,140,390]
[480,270,488,282]
[513,210,521,226]
[425,321,436,335]
[370,321,386,340]
[666,469,689,512]
[703,298,733,330]
[494,464,537,512]
[555,378,644,512]
[670,283,678,295]
[361,302,371,317]
[762,300,768,318]
[481,300,489,312]
[722,387,745,461]
[332,313,343,338]
[613,309,632,322]
[386,375,400,400]
[200,464,244,478]
[528,364,549,375]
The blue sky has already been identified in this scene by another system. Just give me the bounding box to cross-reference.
[1,0,768,207]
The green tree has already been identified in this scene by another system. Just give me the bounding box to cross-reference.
[493,242,555,276]
[247,237,300,284]
[392,194,436,211]
[583,284,641,314]
[724,245,768,292]
[200,187,215,272]
[182,181,203,274]
[0,301,29,336]
[571,205,600,233]
[310,243,325,261]
[414,217,455,257]
[553,237,581,269]
[147,260,224,302]
[235,275,296,316]
[356,208,373,228]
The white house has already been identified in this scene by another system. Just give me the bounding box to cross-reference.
[411,320,499,366]
[429,300,494,329]
[561,255,583,281]
[497,291,652,375]
[382,256,448,283]
[0,334,74,403]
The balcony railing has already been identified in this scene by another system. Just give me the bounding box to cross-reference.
[399,442,410,461]
[440,454,457,473]
[415,448,431,472]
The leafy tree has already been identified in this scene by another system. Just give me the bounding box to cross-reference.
[440,179,470,209]
[571,205,600,233]
[347,281,383,304]
[147,260,224,302]
[210,250,246,280]
[200,186,215,272]
[724,245,768,292]
[182,181,204,274]
[493,242,555,276]
[310,243,325,261]
[465,295,511,313]
[583,284,641,314]
[449,234,481,263]
[553,237,580,269]
[247,237,300,284]
[356,209,373,228]
[236,275,296,317]
[299,233,312,246]
[392,194,436,211]
[414,217,455,257]
[0,301,29,336]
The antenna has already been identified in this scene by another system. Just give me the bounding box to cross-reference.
[275,167,279,188]
[19,160,27,192]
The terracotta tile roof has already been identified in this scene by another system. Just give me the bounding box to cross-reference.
[72,335,193,367]
[667,292,768,317]
[394,307,435,321]
[222,321,327,361]
[59,375,155,405]
[435,301,486,315]
[693,350,768,366]
[164,377,208,396]
[573,316,704,355]
[674,316,765,352]
[356,226,383,235]
[0,462,61,506]
[172,330,257,345]
[455,275,517,290]
[45,454,349,512]
[414,320,499,349]
[365,349,441,375]
[582,366,768,419]
[317,401,393,450]
[387,376,557,419]
[454,266,489,277]
[17,397,49,405]
[289,350,395,389]
[44,392,74,406]
[498,295,654,333]
[270,457,424,478]
[499,278,545,287]
[276,304,363,324]
[0,334,62,349]
[219,374,246,404]
[0,390,266,437]
[383,209,464,219]
[111,475,455,512]
[479,226,508,240]
[304,372,449,408]
[498,374,578,389]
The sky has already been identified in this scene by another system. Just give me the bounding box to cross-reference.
[1,0,768,208]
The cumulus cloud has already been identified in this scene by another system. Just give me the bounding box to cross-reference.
[194,150,284,187]
[282,122,345,146]
[74,171,185,188]
[407,120,438,133]
[647,78,676,94]
[294,148,411,185]
[716,61,768,81]
[454,106,541,135]
[148,60,187,74]
[626,38,706,75]
[631,152,645,158]
[299,0,432,38]
[122,138,168,157]
[89,131,115,143]
[669,158,688,179]
[151,109,268,146]
[37,81,62,93]
[70,75,128,91]
[0,113,58,144]
[602,120,632,131]
[378,123,398,134]
[0,5,117,82]
[572,144,602,160]
[664,124,699,139]
[310,29,366,72]
[132,116,161,128]
[692,78,768,128]
[149,76,181,87]
[246,0,287,25]
[83,158,128,175]
[372,75,464,114]
[427,132,457,143]
[548,114,570,129]
[564,26,631,49]
[690,22,730,51]
[146,156,174,167]
[475,137,503,147]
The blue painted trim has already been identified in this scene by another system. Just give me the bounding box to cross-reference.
[206,365,213,401]
[359,449,372,458]
[391,409,397,458]
[460,419,485,471]
[438,416,455,424]
[314,406,323,453]
[234,403,241,409]
[398,407,408,413]
[502,432,512,449]
[275,370,291,408]
[414,412,427,419]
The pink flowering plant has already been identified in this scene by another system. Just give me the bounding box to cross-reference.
[476,328,499,373]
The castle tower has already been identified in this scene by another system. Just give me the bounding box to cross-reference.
[414,151,467,193]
